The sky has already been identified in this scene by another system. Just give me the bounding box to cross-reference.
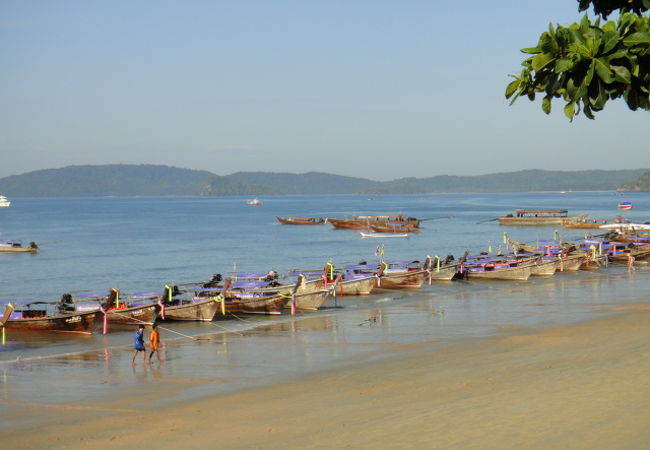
[1,0,648,181]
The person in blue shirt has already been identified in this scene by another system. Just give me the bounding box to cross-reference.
[131,325,146,364]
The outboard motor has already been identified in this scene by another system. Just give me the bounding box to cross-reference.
[203,273,222,288]
[57,293,75,313]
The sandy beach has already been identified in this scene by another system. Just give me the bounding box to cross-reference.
[3,302,650,449]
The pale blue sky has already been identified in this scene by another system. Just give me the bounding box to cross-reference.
[1,1,647,180]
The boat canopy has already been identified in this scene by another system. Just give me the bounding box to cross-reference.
[130,291,163,298]
[228,273,268,280]
[287,269,323,277]
[346,264,379,270]
[231,280,270,289]
[514,209,568,217]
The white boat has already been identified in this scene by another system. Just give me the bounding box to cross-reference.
[0,195,10,207]
[360,231,408,238]
[246,198,262,206]
[600,223,650,231]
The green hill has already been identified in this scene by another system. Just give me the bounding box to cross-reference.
[620,171,650,191]
[0,165,648,197]
[0,165,215,197]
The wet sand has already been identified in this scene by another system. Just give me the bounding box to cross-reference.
[3,303,650,449]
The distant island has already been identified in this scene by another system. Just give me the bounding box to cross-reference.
[0,164,648,197]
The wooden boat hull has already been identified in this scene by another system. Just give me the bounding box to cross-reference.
[499,215,580,226]
[375,270,426,289]
[464,264,532,281]
[563,221,610,229]
[106,304,157,325]
[283,290,334,311]
[0,246,38,253]
[369,223,419,233]
[530,259,559,276]
[330,217,420,230]
[160,298,220,321]
[580,255,607,270]
[276,216,326,225]
[425,264,459,282]
[328,218,369,230]
[220,294,289,316]
[332,276,375,295]
[557,254,585,272]
[2,311,97,334]
[609,248,650,265]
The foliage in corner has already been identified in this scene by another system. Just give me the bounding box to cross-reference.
[578,0,650,18]
[506,2,649,120]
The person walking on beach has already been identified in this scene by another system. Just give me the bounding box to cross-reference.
[149,323,162,363]
[131,325,146,364]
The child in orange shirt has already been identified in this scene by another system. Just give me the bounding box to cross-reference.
[149,323,162,363]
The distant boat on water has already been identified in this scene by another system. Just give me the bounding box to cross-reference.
[497,209,577,226]
[618,202,632,210]
[246,198,263,206]
[0,195,10,207]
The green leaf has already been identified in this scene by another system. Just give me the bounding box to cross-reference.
[531,53,554,71]
[594,58,615,83]
[623,32,650,46]
[555,58,574,72]
[520,47,541,54]
[575,81,588,101]
[608,49,627,60]
[566,77,578,98]
[569,27,587,45]
[542,96,552,114]
[602,21,616,34]
[611,65,632,83]
[602,31,620,53]
[564,101,576,119]
[589,80,607,110]
[505,79,520,98]
[584,62,595,86]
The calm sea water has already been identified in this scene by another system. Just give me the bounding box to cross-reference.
[0,192,648,411]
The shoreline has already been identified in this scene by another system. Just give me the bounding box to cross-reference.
[3,303,650,448]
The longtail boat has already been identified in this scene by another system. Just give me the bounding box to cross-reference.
[459,255,535,281]
[276,216,327,225]
[192,279,290,316]
[506,238,588,273]
[194,288,290,316]
[210,274,333,311]
[73,289,157,327]
[497,209,580,226]
[160,297,221,321]
[290,265,376,296]
[369,222,420,233]
[423,255,460,281]
[358,260,428,289]
[190,271,329,312]
[562,217,614,229]
[329,215,420,230]
[0,239,38,254]
[0,302,97,334]
[134,286,220,322]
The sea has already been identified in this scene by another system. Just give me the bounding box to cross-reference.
[0,192,649,412]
